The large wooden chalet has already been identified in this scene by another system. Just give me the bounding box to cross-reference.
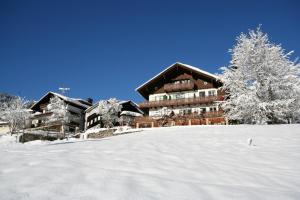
[135,62,226,127]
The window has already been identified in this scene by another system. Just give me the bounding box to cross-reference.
[185,109,192,115]
[173,79,191,84]
[155,96,164,101]
[209,107,217,112]
[199,91,205,98]
[200,108,206,113]
[208,90,216,96]
[175,93,184,99]
[179,108,192,115]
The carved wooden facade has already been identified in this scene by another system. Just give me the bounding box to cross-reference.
[135,62,226,127]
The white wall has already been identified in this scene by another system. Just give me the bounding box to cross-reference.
[84,105,99,130]
[149,104,219,118]
[0,125,9,135]
[149,88,218,102]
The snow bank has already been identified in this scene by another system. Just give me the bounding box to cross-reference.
[0,125,300,200]
[114,126,142,134]
[0,134,17,146]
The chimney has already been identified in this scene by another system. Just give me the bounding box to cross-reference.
[86,98,93,104]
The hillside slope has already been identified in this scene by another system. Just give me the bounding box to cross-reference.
[1,125,300,200]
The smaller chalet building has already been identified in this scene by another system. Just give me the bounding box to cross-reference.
[135,62,226,127]
[85,100,144,130]
[30,92,92,132]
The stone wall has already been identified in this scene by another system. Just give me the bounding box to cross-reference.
[87,129,116,139]
[19,133,61,143]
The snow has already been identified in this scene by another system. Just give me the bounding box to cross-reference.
[114,126,142,134]
[31,92,91,110]
[220,27,300,124]
[120,110,143,117]
[0,134,17,145]
[51,92,91,109]
[84,127,108,134]
[86,100,144,115]
[1,125,300,199]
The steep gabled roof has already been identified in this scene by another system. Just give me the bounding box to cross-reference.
[119,100,144,115]
[135,62,219,91]
[31,92,92,111]
[135,62,219,99]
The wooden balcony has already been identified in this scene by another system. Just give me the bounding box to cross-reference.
[135,111,224,122]
[163,82,194,92]
[134,111,225,127]
[139,95,224,108]
[31,111,53,119]
[202,110,224,118]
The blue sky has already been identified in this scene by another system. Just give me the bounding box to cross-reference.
[0,0,299,103]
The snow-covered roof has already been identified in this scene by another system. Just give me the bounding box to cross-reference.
[135,62,219,91]
[0,121,9,125]
[120,111,143,117]
[119,100,144,115]
[31,92,91,110]
[50,92,91,109]
[85,100,144,115]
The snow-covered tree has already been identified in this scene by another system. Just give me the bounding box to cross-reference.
[0,96,31,134]
[47,96,71,135]
[0,93,17,105]
[98,98,122,128]
[220,26,300,124]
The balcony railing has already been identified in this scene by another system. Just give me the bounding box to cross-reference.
[163,82,195,92]
[202,111,224,118]
[139,95,224,108]
[135,111,224,122]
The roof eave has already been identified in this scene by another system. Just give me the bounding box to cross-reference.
[135,62,220,97]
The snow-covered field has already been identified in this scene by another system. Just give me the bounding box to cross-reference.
[0,125,300,200]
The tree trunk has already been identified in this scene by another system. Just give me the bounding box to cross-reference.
[22,129,25,143]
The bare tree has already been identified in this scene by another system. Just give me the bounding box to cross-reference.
[98,98,122,128]
[0,97,30,137]
[47,96,71,138]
